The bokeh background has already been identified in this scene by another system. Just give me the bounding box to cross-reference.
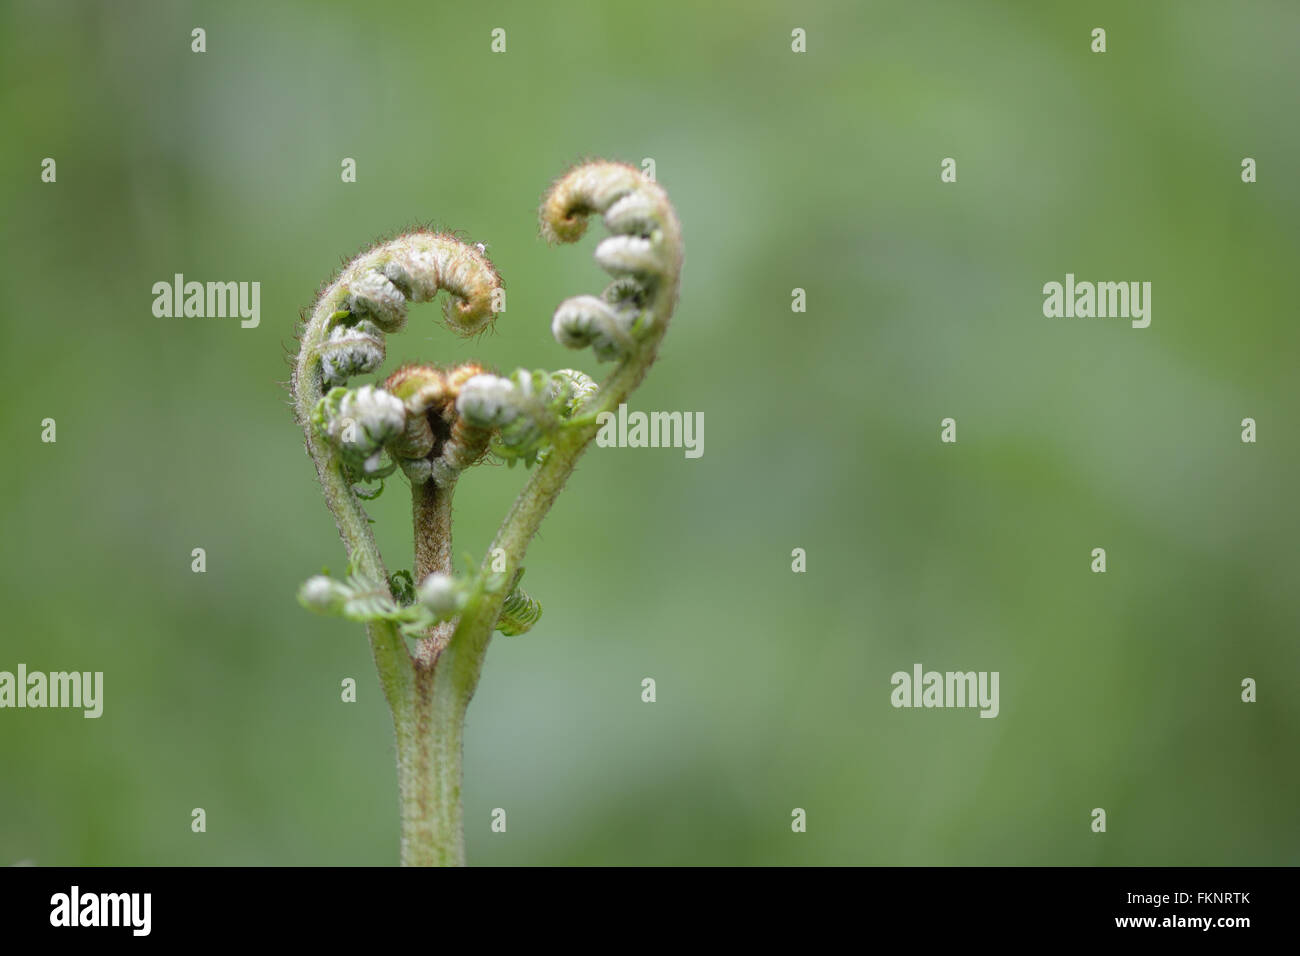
[1,0,1297,865]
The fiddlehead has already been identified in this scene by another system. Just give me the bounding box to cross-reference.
[541,161,683,364]
[292,231,504,567]
[289,162,683,867]
[456,367,599,466]
[292,231,505,702]
[437,161,684,715]
[380,362,494,487]
[496,586,543,636]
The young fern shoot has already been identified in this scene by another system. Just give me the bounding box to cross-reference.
[290,161,684,865]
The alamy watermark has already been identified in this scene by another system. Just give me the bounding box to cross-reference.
[595,403,703,458]
[1042,273,1151,328]
[152,274,260,328]
[50,886,150,936]
[890,663,999,718]
[0,664,103,718]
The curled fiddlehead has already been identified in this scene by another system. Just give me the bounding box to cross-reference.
[292,233,503,551]
[289,162,683,867]
[541,160,683,364]
[447,158,685,662]
[456,366,599,466]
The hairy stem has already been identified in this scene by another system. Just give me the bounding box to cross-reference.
[393,667,464,866]
[295,308,414,714]
[413,479,458,666]
[413,480,455,584]
[399,476,465,862]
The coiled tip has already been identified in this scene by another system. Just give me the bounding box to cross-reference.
[539,160,648,245]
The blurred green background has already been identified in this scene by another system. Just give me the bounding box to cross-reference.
[1,0,1297,865]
